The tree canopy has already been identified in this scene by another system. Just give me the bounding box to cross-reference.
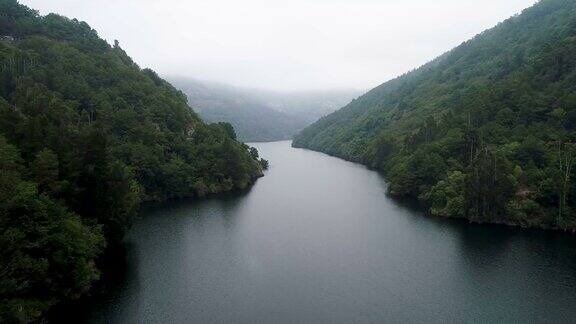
[294,0,576,230]
[0,0,265,321]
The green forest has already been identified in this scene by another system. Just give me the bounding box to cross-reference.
[0,0,266,321]
[294,0,576,230]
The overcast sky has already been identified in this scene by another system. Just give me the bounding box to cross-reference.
[21,0,537,92]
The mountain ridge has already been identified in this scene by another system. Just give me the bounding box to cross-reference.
[0,1,265,321]
[294,0,576,230]
[170,77,361,142]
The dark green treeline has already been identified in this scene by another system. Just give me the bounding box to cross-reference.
[294,0,576,231]
[0,1,266,321]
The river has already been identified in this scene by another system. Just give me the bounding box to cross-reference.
[71,141,576,323]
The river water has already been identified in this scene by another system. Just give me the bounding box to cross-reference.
[76,141,576,323]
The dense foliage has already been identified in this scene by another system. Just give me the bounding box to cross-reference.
[294,0,576,230]
[0,1,264,321]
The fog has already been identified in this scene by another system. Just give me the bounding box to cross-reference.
[20,0,536,92]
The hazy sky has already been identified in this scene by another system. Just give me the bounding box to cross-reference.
[21,0,537,92]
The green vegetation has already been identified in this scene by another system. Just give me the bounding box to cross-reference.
[0,1,264,321]
[294,0,576,230]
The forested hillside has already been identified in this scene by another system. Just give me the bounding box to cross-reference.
[170,77,360,142]
[170,78,308,142]
[0,1,265,321]
[294,0,576,230]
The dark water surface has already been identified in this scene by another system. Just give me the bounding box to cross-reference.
[78,141,576,323]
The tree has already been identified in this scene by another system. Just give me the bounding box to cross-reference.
[217,122,237,140]
[249,147,259,160]
[555,141,574,226]
[32,148,61,195]
[465,148,515,222]
[428,171,465,217]
[0,136,104,323]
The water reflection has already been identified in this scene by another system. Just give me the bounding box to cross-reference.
[57,141,576,323]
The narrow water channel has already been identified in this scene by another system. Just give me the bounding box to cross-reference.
[76,141,576,323]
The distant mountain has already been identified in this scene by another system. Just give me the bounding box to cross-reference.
[249,89,363,125]
[294,0,576,230]
[169,78,361,142]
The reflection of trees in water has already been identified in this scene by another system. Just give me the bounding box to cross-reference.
[145,185,254,229]
[451,223,576,321]
[49,189,254,323]
[454,224,576,273]
[47,242,141,323]
[389,185,576,320]
[454,224,514,274]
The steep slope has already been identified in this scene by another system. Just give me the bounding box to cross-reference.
[0,0,264,321]
[170,78,308,142]
[294,0,576,230]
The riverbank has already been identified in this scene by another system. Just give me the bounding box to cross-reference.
[55,141,576,323]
